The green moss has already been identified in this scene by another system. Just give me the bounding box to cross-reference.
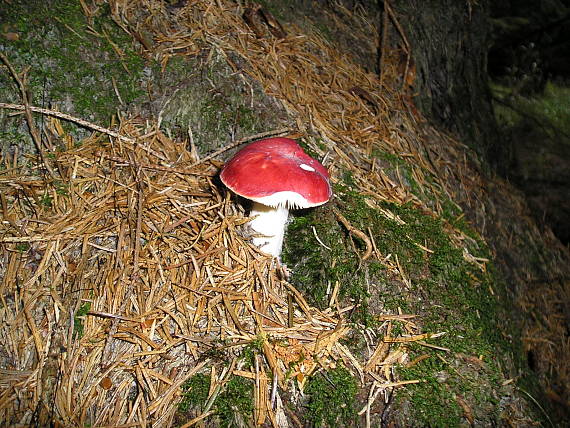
[297,138,322,160]
[255,0,290,23]
[373,150,423,196]
[54,180,69,196]
[73,302,91,339]
[283,208,372,325]
[284,173,522,425]
[196,95,257,149]
[179,374,254,427]
[39,192,53,208]
[158,53,287,154]
[305,366,358,427]
[1,0,147,139]
[216,376,255,427]
[240,336,265,370]
[371,149,483,242]
[491,80,570,143]
[397,342,508,426]
[240,347,256,370]
[179,373,210,413]
[400,362,463,426]
[15,243,30,252]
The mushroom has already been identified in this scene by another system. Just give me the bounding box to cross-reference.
[220,137,332,258]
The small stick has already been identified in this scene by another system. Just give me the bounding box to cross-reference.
[0,54,57,179]
[270,370,278,410]
[0,102,137,143]
[287,292,294,328]
[333,208,373,260]
[0,101,291,167]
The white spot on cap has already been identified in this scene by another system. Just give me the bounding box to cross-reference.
[299,163,315,172]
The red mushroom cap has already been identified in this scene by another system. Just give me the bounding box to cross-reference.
[220,137,332,208]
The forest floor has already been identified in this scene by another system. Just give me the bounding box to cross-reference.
[0,1,568,426]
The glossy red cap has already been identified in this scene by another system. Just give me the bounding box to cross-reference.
[220,137,332,208]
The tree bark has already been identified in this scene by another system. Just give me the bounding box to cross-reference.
[392,0,503,165]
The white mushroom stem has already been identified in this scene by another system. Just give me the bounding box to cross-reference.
[248,202,289,258]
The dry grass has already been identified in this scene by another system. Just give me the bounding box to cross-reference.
[0,115,426,425]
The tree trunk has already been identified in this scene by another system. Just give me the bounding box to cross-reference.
[392,0,503,166]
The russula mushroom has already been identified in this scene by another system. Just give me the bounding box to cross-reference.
[220,137,332,258]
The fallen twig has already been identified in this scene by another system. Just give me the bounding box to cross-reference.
[333,207,373,260]
[0,54,57,179]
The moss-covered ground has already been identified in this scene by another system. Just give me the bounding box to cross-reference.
[281,163,536,426]
[1,0,288,160]
[178,373,254,428]
[157,52,289,155]
[0,0,146,127]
